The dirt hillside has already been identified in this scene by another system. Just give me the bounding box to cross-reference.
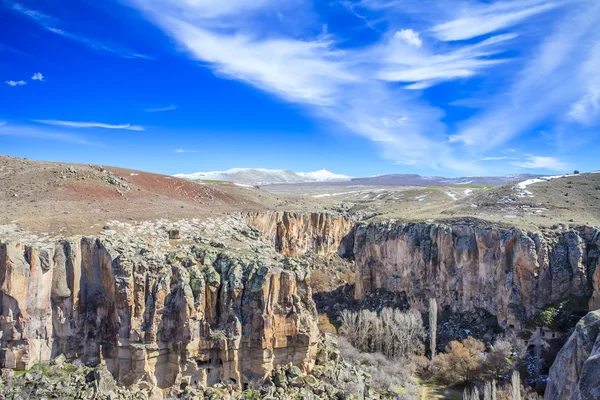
[0,155,280,235]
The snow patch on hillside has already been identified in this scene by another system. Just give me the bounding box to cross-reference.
[175,168,353,185]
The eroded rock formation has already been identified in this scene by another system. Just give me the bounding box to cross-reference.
[353,221,600,328]
[2,211,600,397]
[544,310,600,400]
[0,218,319,397]
[245,211,354,257]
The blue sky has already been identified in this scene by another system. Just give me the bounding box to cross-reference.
[1,0,599,177]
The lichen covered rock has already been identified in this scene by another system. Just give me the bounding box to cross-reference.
[0,218,319,397]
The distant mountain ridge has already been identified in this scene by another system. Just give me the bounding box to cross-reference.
[174,168,354,185]
[348,173,544,187]
[175,168,543,187]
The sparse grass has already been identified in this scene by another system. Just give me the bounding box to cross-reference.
[426,185,492,190]
[415,378,464,400]
[13,363,53,377]
[201,179,229,183]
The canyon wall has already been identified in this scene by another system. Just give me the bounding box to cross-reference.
[544,310,600,400]
[244,211,600,329]
[2,212,600,396]
[353,221,600,328]
[245,211,354,257]
[0,232,319,395]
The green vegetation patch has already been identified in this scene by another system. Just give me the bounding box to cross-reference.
[426,185,492,190]
[527,296,589,332]
[201,179,229,183]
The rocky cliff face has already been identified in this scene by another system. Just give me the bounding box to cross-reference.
[245,211,354,257]
[544,310,600,400]
[2,211,600,397]
[353,221,600,329]
[0,217,319,397]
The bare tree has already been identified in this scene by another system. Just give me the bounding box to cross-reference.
[511,370,522,400]
[484,381,492,400]
[492,379,497,400]
[463,388,471,400]
[463,386,480,400]
[429,298,438,360]
[340,307,424,360]
[484,335,525,380]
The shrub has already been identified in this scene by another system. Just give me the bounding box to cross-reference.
[432,337,485,384]
[338,337,418,398]
[309,269,333,293]
[483,336,526,380]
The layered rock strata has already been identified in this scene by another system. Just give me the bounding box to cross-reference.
[0,218,319,396]
[353,221,600,328]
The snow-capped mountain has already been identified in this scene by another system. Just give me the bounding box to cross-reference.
[174,168,353,185]
[296,170,354,182]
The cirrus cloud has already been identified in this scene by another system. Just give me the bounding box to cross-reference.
[32,119,145,131]
[118,0,599,174]
[511,155,569,171]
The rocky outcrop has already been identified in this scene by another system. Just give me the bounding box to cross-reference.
[353,221,600,329]
[245,211,354,257]
[544,310,600,400]
[0,219,319,397]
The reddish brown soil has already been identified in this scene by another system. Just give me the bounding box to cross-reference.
[0,155,279,235]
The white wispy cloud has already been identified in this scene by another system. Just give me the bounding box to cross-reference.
[569,91,600,125]
[0,123,98,145]
[45,27,149,58]
[5,1,54,24]
[451,2,600,151]
[376,33,516,89]
[481,156,510,161]
[567,38,600,125]
[431,0,564,41]
[173,148,199,153]
[32,119,145,131]
[5,80,26,87]
[155,20,356,106]
[146,105,177,112]
[511,155,568,171]
[394,29,422,48]
[124,0,518,173]
[6,2,148,59]
[31,72,44,81]
[123,0,598,174]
